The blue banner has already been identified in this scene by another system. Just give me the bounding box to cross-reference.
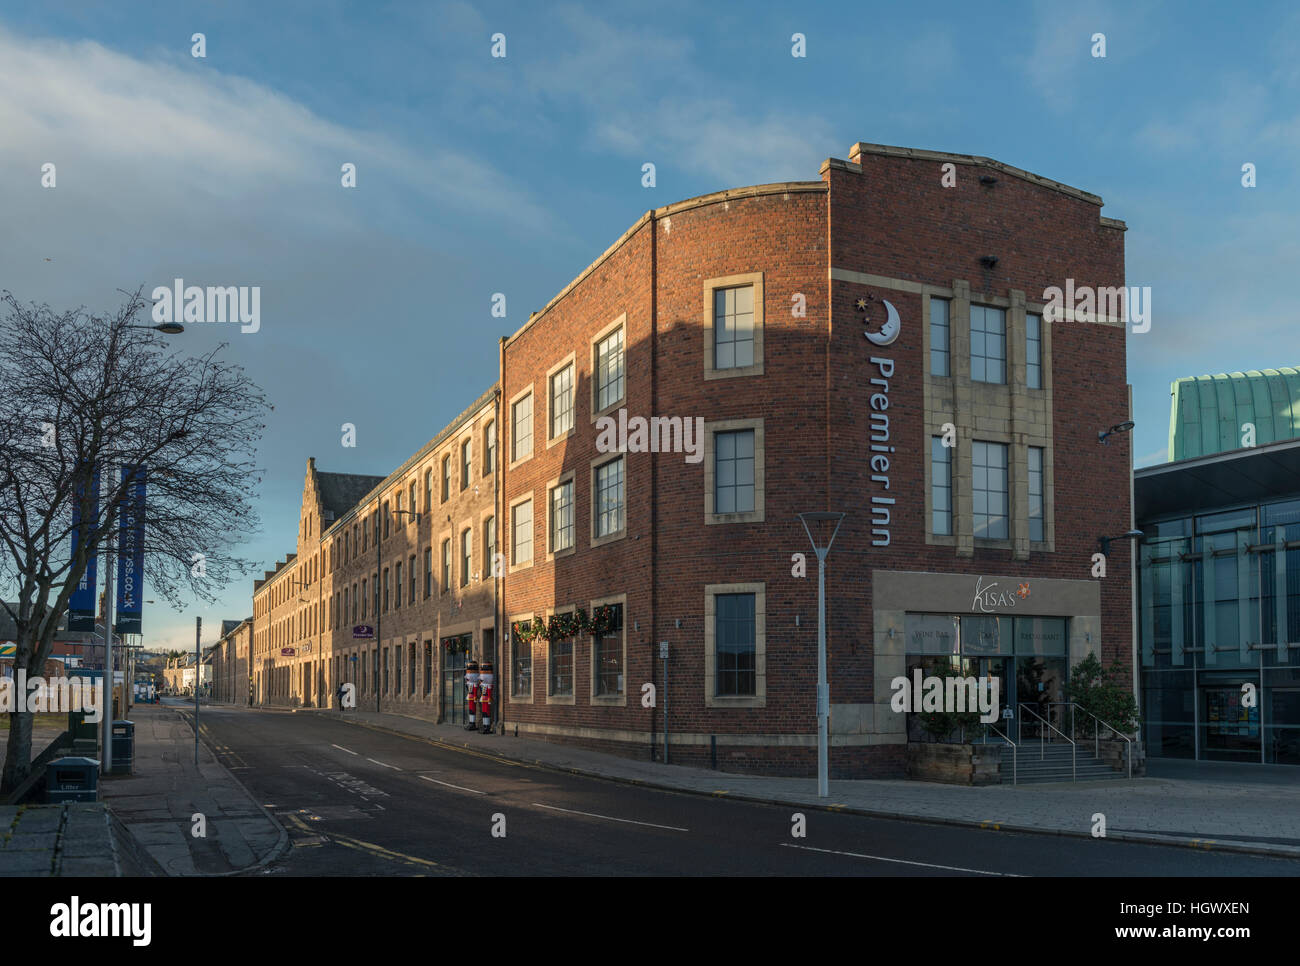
[114,465,146,635]
[68,463,100,632]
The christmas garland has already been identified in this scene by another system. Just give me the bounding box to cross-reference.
[512,606,619,645]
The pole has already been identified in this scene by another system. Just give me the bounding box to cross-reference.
[662,643,668,765]
[194,616,200,765]
[100,526,115,775]
[375,511,382,714]
[816,551,828,798]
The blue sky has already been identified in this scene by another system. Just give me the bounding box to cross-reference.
[2,1,1297,651]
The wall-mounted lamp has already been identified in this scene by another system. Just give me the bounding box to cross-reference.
[980,255,999,269]
[1098,421,1135,445]
[979,175,998,186]
[1098,530,1144,556]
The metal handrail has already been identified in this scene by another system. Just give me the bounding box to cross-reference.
[1018,703,1076,780]
[1049,702,1135,780]
[984,722,1017,786]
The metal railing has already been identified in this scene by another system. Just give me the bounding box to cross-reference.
[1045,702,1135,780]
[1017,703,1076,780]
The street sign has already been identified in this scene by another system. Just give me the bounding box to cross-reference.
[659,641,668,660]
[353,625,374,639]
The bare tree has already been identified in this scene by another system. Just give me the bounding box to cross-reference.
[0,288,269,792]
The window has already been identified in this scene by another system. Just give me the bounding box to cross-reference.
[441,455,451,502]
[484,516,496,575]
[970,305,1007,384]
[344,530,350,563]
[423,547,432,598]
[713,286,754,370]
[931,436,953,536]
[1026,313,1042,389]
[715,593,756,696]
[594,457,624,538]
[930,297,950,377]
[383,501,390,539]
[361,520,367,553]
[550,480,574,553]
[394,562,402,609]
[383,567,390,613]
[1029,446,1045,543]
[409,647,416,695]
[395,645,402,694]
[424,468,433,512]
[373,572,379,617]
[714,430,754,514]
[461,439,471,491]
[972,441,1009,540]
[441,538,451,593]
[342,588,349,627]
[409,481,417,519]
[512,499,533,567]
[424,641,433,695]
[460,528,471,587]
[549,634,573,697]
[595,327,624,412]
[484,421,496,474]
[372,512,379,547]
[360,578,367,620]
[512,633,531,698]
[550,363,574,437]
[351,583,358,623]
[409,554,416,602]
[512,393,533,462]
[593,603,624,697]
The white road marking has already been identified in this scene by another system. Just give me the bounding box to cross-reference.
[531,802,688,832]
[780,843,1020,876]
[366,757,401,770]
[420,775,485,795]
[331,744,359,755]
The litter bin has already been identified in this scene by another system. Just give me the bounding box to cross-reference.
[45,757,100,803]
[110,720,134,775]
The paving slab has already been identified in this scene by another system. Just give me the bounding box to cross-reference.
[99,704,287,876]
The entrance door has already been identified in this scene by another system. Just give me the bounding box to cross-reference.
[442,645,466,724]
[1016,656,1067,736]
[1201,683,1261,761]
[972,657,1012,735]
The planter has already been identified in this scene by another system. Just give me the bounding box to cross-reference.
[1093,737,1145,776]
[907,741,1003,785]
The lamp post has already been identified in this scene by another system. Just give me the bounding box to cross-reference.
[100,322,183,776]
[797,511,846,798]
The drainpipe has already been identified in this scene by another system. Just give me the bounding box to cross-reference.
[649,207,660,761]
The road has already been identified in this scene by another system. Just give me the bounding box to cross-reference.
[183,702,1300,877]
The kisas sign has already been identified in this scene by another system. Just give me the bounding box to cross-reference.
[858,295,900,547]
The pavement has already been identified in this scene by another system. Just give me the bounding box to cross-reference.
[302,706,1300,859]
[97,703,286,875]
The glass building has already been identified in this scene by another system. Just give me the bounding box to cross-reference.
[1135,437,1300,765]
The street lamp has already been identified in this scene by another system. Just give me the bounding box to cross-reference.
[1097,421,1135,445]
[100,322,183,780]
[376,506,418,713]
[1098,530,1144,557]
[797,511,846,798]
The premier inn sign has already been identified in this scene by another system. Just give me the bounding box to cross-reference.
[861,294,902,548]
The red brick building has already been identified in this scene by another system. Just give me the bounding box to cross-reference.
[256,142,1133,779]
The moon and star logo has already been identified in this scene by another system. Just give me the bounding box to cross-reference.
[856,295,901,346]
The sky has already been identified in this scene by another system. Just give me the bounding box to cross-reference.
[2,0,1297,652]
